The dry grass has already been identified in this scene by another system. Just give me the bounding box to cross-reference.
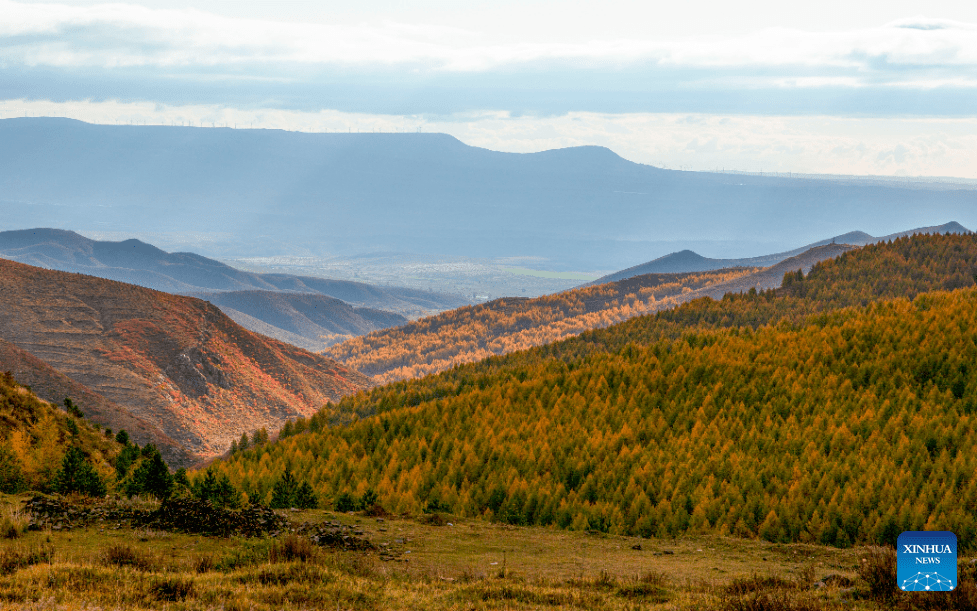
[1,506,29,539]
[0,493,957,610]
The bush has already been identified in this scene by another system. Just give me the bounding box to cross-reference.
[101,544,160,571]
[269,534,318,563]
[335,492,358,513]
[858,546,897,604]
[0,545,54,576]
[149,576,195,601]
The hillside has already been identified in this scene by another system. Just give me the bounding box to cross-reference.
[0,227,468,320]
[0,371,124,492]
[208,233,977,547]
[0,338,190,464]
[326,244,852,383]
[326,267,759,383]
[0,259,373,463]
[594,221,970,282]
[185,291,407,351]
[3,118,977,269]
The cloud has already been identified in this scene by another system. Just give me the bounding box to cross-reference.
[0,2,975,117]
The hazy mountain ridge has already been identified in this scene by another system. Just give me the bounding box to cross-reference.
[0,258,373,464]
[0,228,464,350]
[3,118,976,270]
[185,290,409,350]
[594,221,971,283]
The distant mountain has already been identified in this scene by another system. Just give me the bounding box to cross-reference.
[0,258,372,464]
[0,228,464,348]
[2,118,976,269]
[594,222,972,283]
[186,290,408,351]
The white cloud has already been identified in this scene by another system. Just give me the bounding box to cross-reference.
[2,0,977,76]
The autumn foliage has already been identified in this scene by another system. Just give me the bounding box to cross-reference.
[208,233,977,547]
[327,268,757,383]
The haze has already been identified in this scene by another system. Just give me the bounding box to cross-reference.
[3,0,976,176]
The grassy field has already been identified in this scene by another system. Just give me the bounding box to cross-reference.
[0,493,969,610]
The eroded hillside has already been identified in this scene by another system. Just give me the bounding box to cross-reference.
[0,259,372,463]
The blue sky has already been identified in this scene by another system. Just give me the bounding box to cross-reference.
[2,0,976,177]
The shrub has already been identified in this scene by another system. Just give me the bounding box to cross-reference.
[149,576,195,601]
[269,534,317,563]
[858,546,897,604]
[0,545,54,575]
[101,544,160,571]
[335,491,358,513]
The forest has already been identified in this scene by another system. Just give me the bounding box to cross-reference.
[326,268,756,383]
[209,233,977,548]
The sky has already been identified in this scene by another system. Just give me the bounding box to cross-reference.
[2,0,976,177]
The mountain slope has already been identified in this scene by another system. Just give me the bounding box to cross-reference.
[185,291,407,351]
[594,221,971,282]
[0,338,191,465]
[326,244,853,383]
[0,258,373,463]
[3,118,977,269]
[207,233,977,547]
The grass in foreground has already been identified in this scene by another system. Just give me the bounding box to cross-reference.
[1,493,974,610]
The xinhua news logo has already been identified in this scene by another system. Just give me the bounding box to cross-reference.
[897,531,957,592]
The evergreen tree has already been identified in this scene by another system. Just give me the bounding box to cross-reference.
[193,468,220,503]
[295,481,318,509]
[216,473,241,508]
[115,443,140,478]
[174,467,191,488]
[269,466,299,509]
[64,397,83,418]
[238,432,250,452]
[115,430,130,446]
[125,447,173,500]
[54,447,106,497]
[0,442,24,494]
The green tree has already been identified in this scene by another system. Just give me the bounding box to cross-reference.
[0,442,24,493]
[115,443,140,478]
[64,397,83,419]
[269,466,299,509]
[193,468,220,502]
[54,447,106,497]
[125,447,173,500]
[115,430,130,446]
[295,481,318,509]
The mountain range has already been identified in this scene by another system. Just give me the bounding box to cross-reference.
[0,228,468,349]
[0,258,372,464]
[2,118,976,269]
[593,221,972,282]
